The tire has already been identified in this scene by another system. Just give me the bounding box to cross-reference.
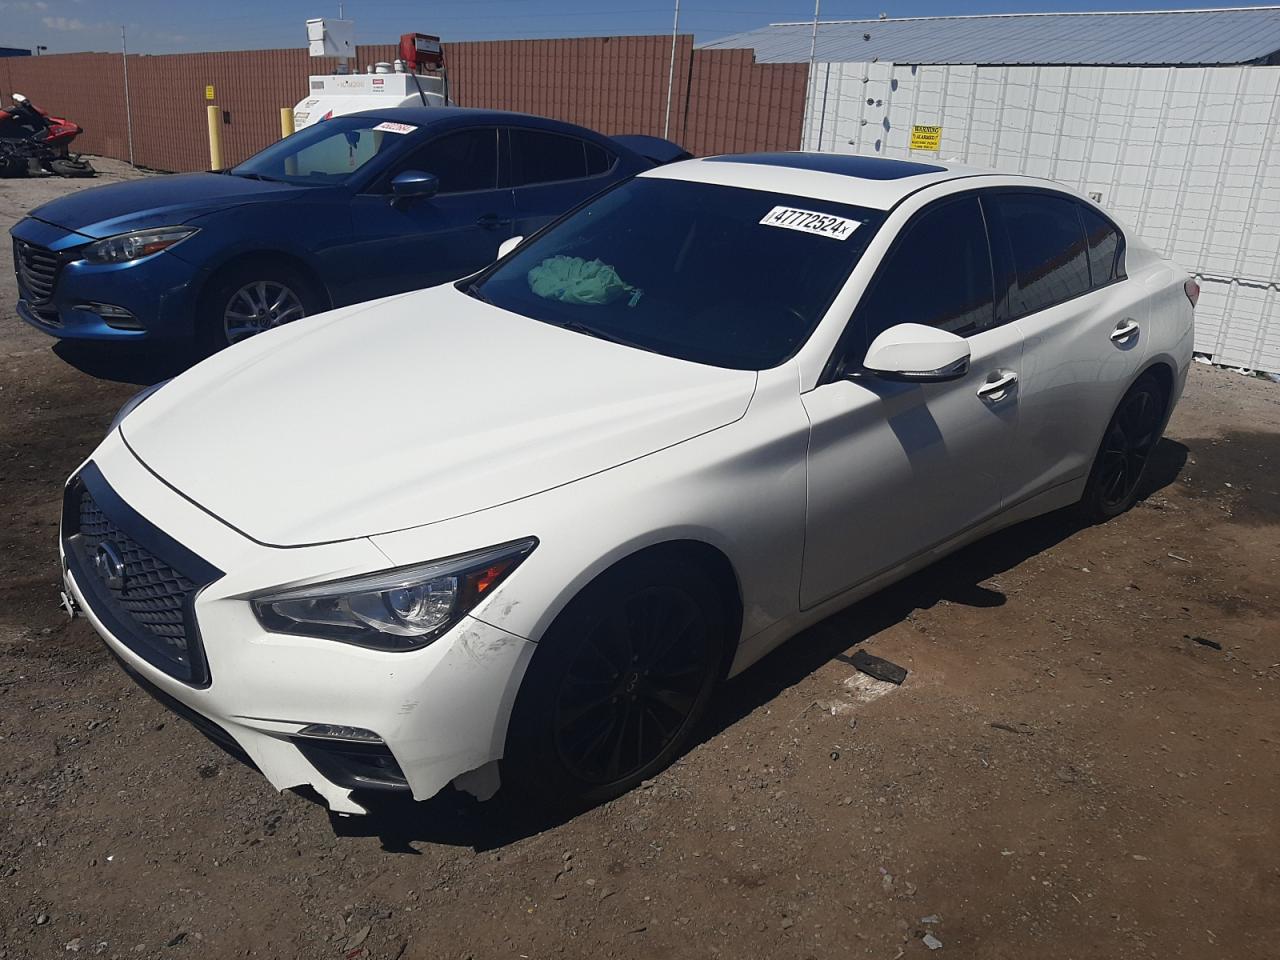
[196,262,323,355]
[48,157,95,178]
[502,553,729,811]
[1078,372,1167,523]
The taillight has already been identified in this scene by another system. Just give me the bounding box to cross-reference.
[1184,277,1200,308]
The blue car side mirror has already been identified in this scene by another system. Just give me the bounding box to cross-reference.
[390,170,439,206]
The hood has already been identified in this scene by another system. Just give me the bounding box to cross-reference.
[30,172,307,239]
[120,286,756,547]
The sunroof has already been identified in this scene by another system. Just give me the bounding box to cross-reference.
[707,153,946,180]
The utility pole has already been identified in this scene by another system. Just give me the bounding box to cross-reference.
[807,0,822,150]
[121,26,135,166]
[663,0,681,140]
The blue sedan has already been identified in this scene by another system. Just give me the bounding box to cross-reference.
[10,108,685,352]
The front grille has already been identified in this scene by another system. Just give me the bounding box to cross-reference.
[14,238,62,303]
[63,464,222,687]
[78,491,195,651]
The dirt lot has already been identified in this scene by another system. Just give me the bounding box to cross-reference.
[1,161,1278,960]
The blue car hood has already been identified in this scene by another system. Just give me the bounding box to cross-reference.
[29,172,307,239]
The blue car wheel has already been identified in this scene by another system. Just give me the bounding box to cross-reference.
[197,262,322,354]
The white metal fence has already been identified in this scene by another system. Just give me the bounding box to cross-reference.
[802,62,1280,372]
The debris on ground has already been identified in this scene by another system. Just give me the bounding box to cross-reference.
[923,932,944,950]
[1186,635,1223,650]
[849,650,908,685]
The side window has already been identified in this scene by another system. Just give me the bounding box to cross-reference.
[855,195,995,353]
[510,128,600,186]
[1079,204,1125,287]
[991,193,1091,316]
[403,128,498,194]
[585,141,615,177]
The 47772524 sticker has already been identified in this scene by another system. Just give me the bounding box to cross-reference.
[759,206,860,240]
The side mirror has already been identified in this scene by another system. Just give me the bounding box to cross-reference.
[862,323,970,382]
[497,235,524,260]
[390,170,439,205]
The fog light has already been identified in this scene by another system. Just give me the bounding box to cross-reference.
[76,302,143,330]
[295,723,383,743]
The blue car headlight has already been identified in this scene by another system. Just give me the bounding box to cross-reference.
[82,227,198,265]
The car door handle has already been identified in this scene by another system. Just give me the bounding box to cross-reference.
[1110,319,1140,344]
[977,370,1018,402]
[475,213,513,229]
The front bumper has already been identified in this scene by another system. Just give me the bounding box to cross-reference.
[61,437,536,814]
[11,220,201,341]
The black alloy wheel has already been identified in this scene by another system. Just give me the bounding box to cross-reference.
[504,554,726,810]
[1081,372,1166,521]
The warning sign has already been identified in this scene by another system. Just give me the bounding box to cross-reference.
[910,124,942,151]
[204,84,215,101]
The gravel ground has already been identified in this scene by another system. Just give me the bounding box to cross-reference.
[1,160,1278,960]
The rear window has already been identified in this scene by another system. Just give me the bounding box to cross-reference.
[510,128,613,186]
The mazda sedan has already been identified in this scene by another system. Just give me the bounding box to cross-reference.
[61,153,1194,813]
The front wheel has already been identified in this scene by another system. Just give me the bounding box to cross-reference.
[197,263,322,354]
[502,554,728,811]
[1078,372,1167,523]
[0,153,28,178]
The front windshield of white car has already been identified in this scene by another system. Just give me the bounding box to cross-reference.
[229,116,407,186]
[468,177,884,370]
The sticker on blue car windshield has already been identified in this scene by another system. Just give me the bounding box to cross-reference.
[759,206,859,240]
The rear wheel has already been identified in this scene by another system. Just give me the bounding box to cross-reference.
[503,554,728,811]
[197,262,322,355]
[1078,372,1167,522]
[48,157,95,178]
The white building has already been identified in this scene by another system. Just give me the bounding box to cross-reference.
[703,7,1280,373]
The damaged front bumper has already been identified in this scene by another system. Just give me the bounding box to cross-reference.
[60,437,536,815]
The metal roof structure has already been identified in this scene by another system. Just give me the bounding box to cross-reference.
[698,6,1280,66]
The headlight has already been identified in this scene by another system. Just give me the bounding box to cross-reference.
[252,538,537,650]
[108,379,169,433]
[82,226,198,264]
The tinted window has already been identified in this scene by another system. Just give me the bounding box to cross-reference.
[992,193,1091,316]
[1079,204,1124,287]
[856,195,995,349]
[469,178,883,370]
[585,142,614,176]
[510,129,601,186]
[406,128,497,194]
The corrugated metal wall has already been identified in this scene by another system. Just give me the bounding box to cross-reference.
[801,61,1280,372]
[0,38,807,172]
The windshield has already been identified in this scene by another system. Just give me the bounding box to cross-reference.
[229,116,412,186]
[470,177,883,370]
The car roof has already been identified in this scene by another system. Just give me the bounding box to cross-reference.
[641,151,1004,210]
[342,106,605,137]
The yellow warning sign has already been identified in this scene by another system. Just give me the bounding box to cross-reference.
[204,84,215,101]
[910,124,942,151]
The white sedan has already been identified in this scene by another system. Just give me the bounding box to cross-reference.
[60,153,1195,814]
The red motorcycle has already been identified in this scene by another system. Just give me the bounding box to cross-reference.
[0,93,95,178]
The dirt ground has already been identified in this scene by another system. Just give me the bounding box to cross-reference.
[1,160,1277,960]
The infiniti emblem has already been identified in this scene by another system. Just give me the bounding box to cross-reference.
[93,541,126,590]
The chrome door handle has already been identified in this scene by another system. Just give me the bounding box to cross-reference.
[1111,319,1140,343]
[977,370,1018,402]
[475,213,513,229]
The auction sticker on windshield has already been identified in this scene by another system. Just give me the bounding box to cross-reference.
[759,206,859,240]
[373,121,417,135]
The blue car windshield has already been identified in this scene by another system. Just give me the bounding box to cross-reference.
[470,177,884,370]
[229,116,409,185]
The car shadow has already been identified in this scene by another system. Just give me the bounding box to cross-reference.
[322,438,1188,851]
[52,340,195,386]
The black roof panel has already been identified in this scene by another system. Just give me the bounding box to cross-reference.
[707,152,946,180]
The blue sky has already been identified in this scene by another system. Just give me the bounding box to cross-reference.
[2,0,1265,55]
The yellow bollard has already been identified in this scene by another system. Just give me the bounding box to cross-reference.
[280,107,295,139]
[206,105,223,171]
